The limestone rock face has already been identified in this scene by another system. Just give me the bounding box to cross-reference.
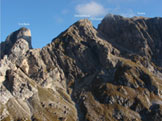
[98,14,162,66]
[0,15,162,121]
[0,27,32,58]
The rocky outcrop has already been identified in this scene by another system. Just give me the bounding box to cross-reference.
[0,15,162,121]
[0,27,32,59]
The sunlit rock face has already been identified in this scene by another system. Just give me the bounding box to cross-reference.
[0,15,162,121]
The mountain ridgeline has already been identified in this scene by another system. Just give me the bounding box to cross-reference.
[0,14,162,121]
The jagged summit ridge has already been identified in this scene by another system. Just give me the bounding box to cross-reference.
[0,15,162,121]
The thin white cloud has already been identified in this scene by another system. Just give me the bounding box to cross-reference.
[109,6,136,17]
[75,1,107,17]
[54,16,64,23]
[62,9,69,15]
[121,9,136,17]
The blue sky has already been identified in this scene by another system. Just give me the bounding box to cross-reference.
[1,0,162,48]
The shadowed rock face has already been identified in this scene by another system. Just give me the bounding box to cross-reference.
[0,15,162,121]
[98,14,162,66]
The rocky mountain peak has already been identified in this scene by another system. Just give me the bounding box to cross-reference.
[103,14,125,21]
[0,15,162,121]
[0,27,32,59]
[52,19,96,45]
[98,14,162,66]
[5,27,31,46]
[74,19,93,27]
[67,19,94,36]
